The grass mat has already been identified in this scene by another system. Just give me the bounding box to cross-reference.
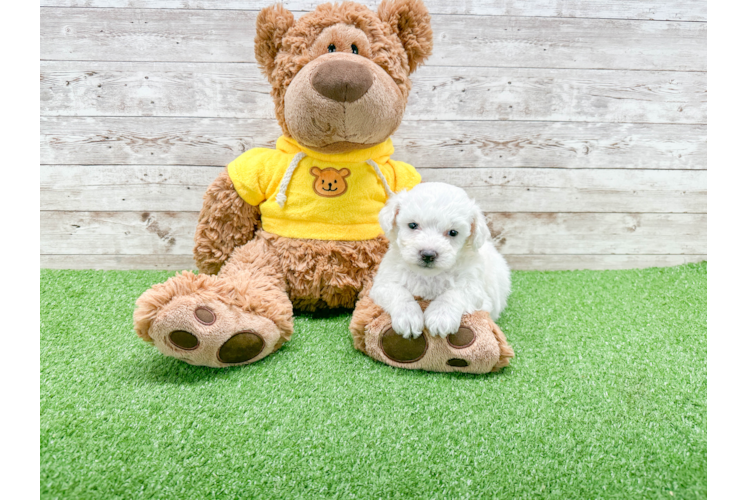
[41,263,706,499]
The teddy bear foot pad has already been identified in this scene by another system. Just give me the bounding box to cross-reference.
[148,296,282,368]
[364,309,514,374]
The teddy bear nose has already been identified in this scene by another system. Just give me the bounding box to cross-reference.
[311,58,374,103]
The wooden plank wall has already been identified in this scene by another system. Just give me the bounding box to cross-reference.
[40,0,707,271]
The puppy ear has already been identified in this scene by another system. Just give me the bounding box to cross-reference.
[255,5,295,77]
[339,168,351,178]
[377,0,433,74]
[310,166,321,177]
[378,196,400,240]
[468,205,491,250]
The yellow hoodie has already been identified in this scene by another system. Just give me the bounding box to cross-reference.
[227,136,421,241]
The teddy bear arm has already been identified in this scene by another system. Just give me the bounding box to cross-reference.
[193,169,262,275]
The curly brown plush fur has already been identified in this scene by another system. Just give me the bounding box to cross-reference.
[192,0,432,277]
[136,233,294,346]
[193,170,262,275]
[257,0,432,139]
[259,231,388,310]
[255,4,296,77]
[377,0,433,74]
[133,1,515,372]
[135,230,386,364]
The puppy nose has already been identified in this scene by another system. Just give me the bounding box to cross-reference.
[311,58,374,103]
[419,250,438,264]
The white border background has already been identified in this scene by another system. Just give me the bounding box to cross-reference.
[708,1,746,497]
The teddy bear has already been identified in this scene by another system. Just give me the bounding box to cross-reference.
[133,0,514,373]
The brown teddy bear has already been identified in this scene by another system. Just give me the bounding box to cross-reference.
[133,0,514,373]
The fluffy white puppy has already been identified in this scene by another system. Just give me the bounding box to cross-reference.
[370,182,511,338]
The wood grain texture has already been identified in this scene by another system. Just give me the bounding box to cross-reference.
[40,211,706,256]
[41,254,198,271]
[41,165,219,211]
[38,2,708,271]
[503,254,706,271]
[423,168,705,213]
[40,117,706,170]
[39,0,708,22]
[485,213,706,254]
[42,211,198,255]
[40,254,707,272]
[40,165,705,213]
[41,62,707,124]
[40,8,706,70]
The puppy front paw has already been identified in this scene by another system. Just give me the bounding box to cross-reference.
[424,303,463,338]
[390,301,425,339]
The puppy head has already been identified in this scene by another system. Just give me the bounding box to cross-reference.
[379,182,491,275]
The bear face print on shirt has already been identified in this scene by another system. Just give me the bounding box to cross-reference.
[310,167,351,197]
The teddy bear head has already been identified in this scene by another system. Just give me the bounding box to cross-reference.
[255,0,433,154]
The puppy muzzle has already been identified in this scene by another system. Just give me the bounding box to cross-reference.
[419,249,438,267]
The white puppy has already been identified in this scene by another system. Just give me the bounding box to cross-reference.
[370,182,511,338]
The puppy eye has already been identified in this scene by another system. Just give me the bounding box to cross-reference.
[408,222,419,230]
[328,44,336,53]
[351,44,359,54]
[448,230,459,237]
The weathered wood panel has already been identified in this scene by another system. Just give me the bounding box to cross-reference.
[38,2,708,271]
[41,254,197,271]
[40,117,706,170]
[39,0,708,22]
[40,254,707,272]
[484,213,706,254]
[424,168,705,213]
[39,165,215,212]
[41,165,217,211]
[42,211,197,255]
[40,211,706,256]
[40,8,706,71]
[503,255,706,271]
[41,62,707,124]
[40,165,706,214]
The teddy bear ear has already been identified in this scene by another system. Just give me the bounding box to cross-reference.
[377,0,433,74]
[255,5,295,77]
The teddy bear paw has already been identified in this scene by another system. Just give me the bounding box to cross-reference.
[364,307,514,374]
[146,296,283,368]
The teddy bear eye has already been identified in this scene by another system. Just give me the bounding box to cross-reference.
[408,222,418,230]
[328,44,336,53]
[448,230,459,237]
[351,44,359,55]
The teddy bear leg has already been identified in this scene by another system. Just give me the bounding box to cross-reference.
[134,236,293,368]
[351,297,514,373]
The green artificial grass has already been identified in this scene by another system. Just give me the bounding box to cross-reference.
[41,263,706,499]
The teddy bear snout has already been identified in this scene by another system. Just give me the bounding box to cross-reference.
[311,58,374,103]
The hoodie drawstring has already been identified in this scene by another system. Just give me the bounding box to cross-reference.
[275,152,306,208]
[276,154,394,208]
[365,159,395,198]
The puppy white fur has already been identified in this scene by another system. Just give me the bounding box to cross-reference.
[370,182,511,338]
